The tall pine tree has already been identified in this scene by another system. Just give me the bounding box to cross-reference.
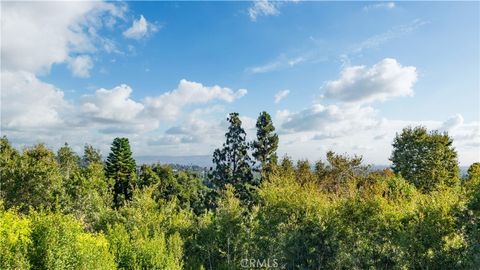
[105,137,137,208]
[210,113,254,204]
[252,111,278,179]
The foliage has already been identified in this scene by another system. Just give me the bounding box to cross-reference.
[390,126,460,192]
[138,163,210,214]
[252,111,279,179]
[0,205,31,270]
[0,207,115,270]
[0,121,478,269]
[1,138,63,212]
[106,137,137,208]
[210,113,254,205]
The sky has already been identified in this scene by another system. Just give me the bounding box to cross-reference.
[1,1,479,166]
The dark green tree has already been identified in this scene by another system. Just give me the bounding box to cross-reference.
[252,111,279,180]
[390,126,459,192]
[138,164,161,189]
[105,138,137,208]
[210,113,254,204]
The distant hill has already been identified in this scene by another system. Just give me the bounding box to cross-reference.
[135,155,212,167]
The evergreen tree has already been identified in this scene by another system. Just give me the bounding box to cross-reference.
[105,138,137,208]
[390,126,459,192]
[252,111,279,179]
[210,113,254,204]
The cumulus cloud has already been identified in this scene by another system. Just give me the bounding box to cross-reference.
[81,84,145,122]
[144,79,247,120]
[123,15,158,40]
[440,114,464,132]
[276,116,480,166]
[68,55,94,78]
[1,71,69,130]
[274,89,290,104]
[280,103,378,133]
[1,1,124,75]
[324,58,417,104]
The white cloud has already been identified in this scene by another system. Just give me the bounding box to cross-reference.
[248,0,280,21]
[144,79,247,120]
[1,1,124,75]
[324,58,417,104]
[440,114,464,132]
[274,89,290,104]
[276,116,480,166]
[68,55,94,78]
[363,2,396,12]
[123,15,158,40]
[81,84,145,122]
[280,103,378,133]
[1,71,69,129]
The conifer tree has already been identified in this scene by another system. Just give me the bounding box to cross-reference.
[105,137,137,208]
[252,111,279,179]
[210,113,254,203]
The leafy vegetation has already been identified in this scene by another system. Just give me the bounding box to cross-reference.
[1,112,478,269]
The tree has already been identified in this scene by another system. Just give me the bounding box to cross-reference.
[252,111,279,179]
[138,164,161,189]
[82,144,102,167]
[1,142,63,212]
[210,113,254,204]
[390,126,459,192]
[105,138,137,208]
[279,155,295,178]
[315,151,367,193]
[0,137,19,202]
[466,162,480,183]
[295,159,316,185]
[57,143,80,180]
[462,162,480,267]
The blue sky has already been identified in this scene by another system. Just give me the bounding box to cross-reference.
[2,1,479,165]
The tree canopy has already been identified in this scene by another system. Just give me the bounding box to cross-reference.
[390,126,460,192]
[0,120,478,269]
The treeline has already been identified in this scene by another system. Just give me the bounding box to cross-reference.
[0,111,479,269]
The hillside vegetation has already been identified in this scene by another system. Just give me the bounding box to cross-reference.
[1,112,479,269]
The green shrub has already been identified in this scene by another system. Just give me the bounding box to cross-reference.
[0,207,31,270]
